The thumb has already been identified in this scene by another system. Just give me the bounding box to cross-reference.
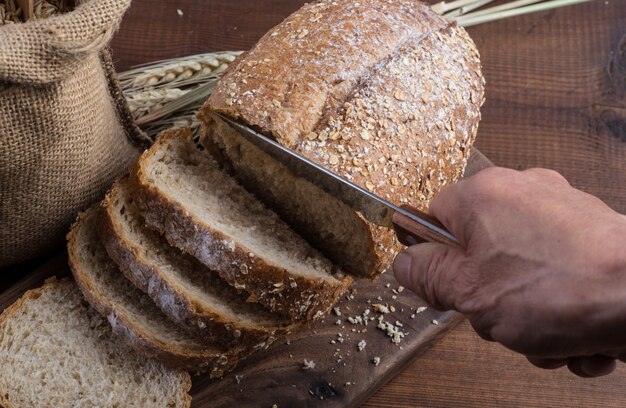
[393,243,467,311]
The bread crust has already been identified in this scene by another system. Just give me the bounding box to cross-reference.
[200,0,485,277]
[131,129,352,321]
[67,208,251,376]
[100,179,295,349]
[0,277,193,408]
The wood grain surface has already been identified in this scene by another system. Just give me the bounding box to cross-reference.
[2,0,625,407]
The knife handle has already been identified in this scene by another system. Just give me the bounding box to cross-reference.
[392,205,460,248]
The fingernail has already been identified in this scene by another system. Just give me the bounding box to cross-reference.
[393,251,412,286]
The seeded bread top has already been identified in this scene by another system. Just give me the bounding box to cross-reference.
[203,0,484,211]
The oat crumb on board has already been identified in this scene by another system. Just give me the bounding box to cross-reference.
[357,340,367,351]
[302,359,316,370]
[373,356,381,366]
[372,303,390,314]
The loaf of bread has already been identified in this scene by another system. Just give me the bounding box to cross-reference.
[200,0,485,277]
[101,177,295,348]
[131,129,352,320]
[0,278,192,408]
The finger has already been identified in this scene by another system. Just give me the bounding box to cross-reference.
[527,357,568,370]
[523,168,570,185]
[567,356,616,378]
[393,243,468,311]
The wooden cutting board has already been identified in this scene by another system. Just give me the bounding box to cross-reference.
[0,149,492,408]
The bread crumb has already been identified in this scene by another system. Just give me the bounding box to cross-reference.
[302,359,316,370]
[377,316,407,344]
[372,357,381,366]
[372,303,390,314]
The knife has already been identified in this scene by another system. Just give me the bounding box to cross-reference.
[217,113,460,248]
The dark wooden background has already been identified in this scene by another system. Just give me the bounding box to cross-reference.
[108,1,626,405]
[3,0,625,407]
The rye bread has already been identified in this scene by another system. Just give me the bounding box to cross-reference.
[200,0,485,277]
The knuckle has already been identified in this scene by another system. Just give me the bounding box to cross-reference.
[524,168,569,184]
[467,167,517,196]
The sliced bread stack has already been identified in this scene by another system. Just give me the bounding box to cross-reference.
[65,128,352,377]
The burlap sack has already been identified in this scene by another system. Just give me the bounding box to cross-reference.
[0,0,150,266]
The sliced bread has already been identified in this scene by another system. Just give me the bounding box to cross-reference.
[100,177,294,348]
[132,129,352,320]
[67,206,249,376]
[201,1,484,278]
[0,277,192,408]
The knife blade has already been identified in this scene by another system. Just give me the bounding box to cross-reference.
[217,113,460,247]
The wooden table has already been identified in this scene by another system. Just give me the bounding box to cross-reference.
[3,0,625,407]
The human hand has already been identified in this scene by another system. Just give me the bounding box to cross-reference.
[393,167,626,377]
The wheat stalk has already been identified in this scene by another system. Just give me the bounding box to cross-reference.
[118,51,241,92]
[444,0,495,19]
[118,51,241,138]
[126,88,191,119]
[455,0,593,27]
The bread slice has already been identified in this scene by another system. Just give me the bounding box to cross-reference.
[100,176,294,348]
[0,277,191,408]
[201,113,390,277]
[67,206,249,375]
[132,129,352,320]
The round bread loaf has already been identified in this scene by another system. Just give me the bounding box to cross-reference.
[200,0,484,277]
